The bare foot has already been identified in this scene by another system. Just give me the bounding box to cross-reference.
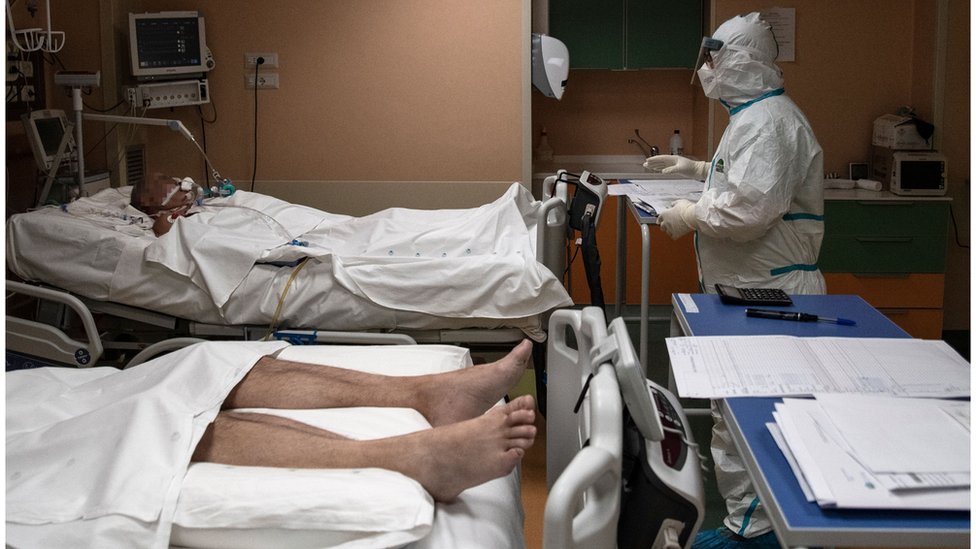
[420,339,533,426]
[397,394,537,501]
[193,396,536,502]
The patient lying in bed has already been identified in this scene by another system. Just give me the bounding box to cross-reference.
[7,339,536,547]
[7,175,571,339]
[130,173,201,237]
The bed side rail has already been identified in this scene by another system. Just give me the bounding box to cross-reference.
[537,186,568,278]
[271,330,417,346]
[6,280,104,368]
[544,368,622,549]
[544,307,622,549]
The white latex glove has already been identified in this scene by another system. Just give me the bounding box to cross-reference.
[643,155,709,181]
[657,199,698,240]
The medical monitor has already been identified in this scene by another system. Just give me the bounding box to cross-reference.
[21,109,75,172]
[129,11,209,79]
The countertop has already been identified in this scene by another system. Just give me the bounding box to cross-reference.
[533,156,952,202]
[533,155,659,180]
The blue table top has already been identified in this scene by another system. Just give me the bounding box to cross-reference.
[674,293,908,339]
[672,293,970,544]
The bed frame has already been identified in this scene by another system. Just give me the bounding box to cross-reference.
[544,307,624,548]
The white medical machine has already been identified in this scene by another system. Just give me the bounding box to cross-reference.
[543,169,609,309]
[531,33,569,99]
[21,108,75,173]
[127,11,213,109]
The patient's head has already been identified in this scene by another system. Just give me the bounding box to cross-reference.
[131,173,196,217]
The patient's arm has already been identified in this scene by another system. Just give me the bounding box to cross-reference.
[191,395,537,502]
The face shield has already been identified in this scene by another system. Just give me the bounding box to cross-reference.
[691,37,724,84]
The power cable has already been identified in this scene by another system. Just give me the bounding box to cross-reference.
[250,57,264,192]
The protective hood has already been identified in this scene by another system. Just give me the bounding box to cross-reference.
[702,12,783,107]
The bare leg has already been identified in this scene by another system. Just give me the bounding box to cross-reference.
[224,339,533,426]
[193,394,537,502]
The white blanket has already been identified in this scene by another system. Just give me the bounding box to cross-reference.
[6,341,289,548]
[144,183,570,318]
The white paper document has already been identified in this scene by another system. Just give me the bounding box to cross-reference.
[766,421,815,501]
[814,393,971,474]
[667,336,971,398]
[774,398,970,510]
[609,179,704,217]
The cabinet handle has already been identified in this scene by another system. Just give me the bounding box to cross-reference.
[855,236,913,244]
[855,201,916,206]
[879,308,912,316]
[852,273,910,279]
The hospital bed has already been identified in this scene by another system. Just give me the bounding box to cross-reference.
[6,182,575,369]
[6,306,703,549]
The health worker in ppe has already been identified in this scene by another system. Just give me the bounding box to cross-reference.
[645,12,825,549]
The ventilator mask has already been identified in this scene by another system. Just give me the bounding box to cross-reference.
[151,176,200,219]
[162,176,199,205]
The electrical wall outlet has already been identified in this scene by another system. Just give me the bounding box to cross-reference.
[245,72,279,89]
[244,52,278,68]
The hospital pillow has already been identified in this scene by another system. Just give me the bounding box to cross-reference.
[171,344,473,549]
[172,463,434,549]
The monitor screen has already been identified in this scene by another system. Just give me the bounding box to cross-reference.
[901,160,944,189]
[129,12,208,79]
[35,117,67,156]
[21,109,75,171]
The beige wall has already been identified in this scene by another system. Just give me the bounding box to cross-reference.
[8,0,529,214]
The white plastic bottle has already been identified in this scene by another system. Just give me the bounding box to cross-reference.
[669,129,684,155]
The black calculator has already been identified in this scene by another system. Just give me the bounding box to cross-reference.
[715,284,793,306]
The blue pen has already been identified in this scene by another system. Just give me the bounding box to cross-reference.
[745,308,856,326]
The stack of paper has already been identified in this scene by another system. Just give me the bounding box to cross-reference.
[769,394,970,510]
[665,335,972,511]
[608,179,704,217]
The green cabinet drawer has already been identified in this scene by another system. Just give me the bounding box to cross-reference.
[819,200,949,273]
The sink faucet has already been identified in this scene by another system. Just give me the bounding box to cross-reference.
[629,129,658,157]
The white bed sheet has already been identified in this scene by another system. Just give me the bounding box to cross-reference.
[7,343,525,549]
[6,185,572,340]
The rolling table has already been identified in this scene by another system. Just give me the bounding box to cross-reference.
[670,292,970,547]
[613,193,657,370]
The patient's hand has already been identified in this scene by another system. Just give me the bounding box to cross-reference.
[150,205,192,237]
[151,214,174,237]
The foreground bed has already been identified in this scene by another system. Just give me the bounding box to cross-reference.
[7,307,703,549]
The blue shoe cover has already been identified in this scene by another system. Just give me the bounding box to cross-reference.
[692,527,780,549]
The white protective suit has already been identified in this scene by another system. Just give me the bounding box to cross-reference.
[693,14,826,296]
[695,13,826,541]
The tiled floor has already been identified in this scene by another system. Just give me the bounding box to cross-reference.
[520,414,547,549]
